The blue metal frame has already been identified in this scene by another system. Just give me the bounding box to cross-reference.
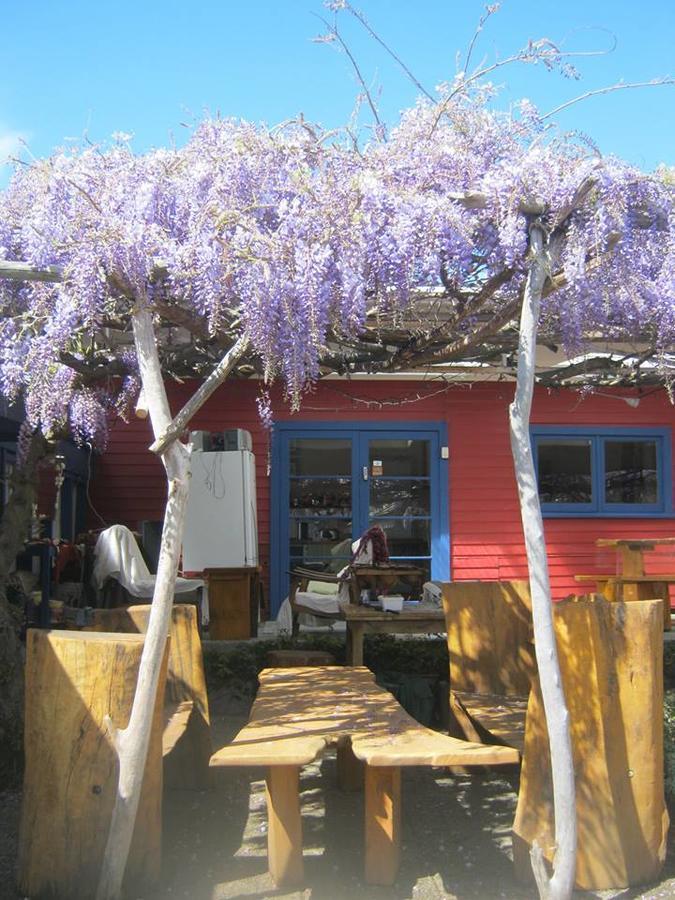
[531,425,673,518]
[270,420,450,615]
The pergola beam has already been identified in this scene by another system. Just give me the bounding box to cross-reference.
[0,261,63,283]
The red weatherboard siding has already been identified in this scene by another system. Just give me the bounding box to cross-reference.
[89,379,675,603]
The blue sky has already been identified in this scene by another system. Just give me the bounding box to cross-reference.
[1,0,673,186]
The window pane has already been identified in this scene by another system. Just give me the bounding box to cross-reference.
[370,517,431,559]
[290,477,351,513]
[368,439,429,477]
[369,479,430,517]
[290,439,351,476]
[290,517,353,571]
[537,439,593,504]
[604,441,657,504]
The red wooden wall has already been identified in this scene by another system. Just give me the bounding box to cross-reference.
[89,379,675,603]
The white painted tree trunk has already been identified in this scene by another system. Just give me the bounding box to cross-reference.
[95,300,192,900]
[508,224,577,900]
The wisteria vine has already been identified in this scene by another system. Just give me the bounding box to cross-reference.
[0,86,673,445]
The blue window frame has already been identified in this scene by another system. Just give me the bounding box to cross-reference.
[270,421,450,615]
[531,426,673,518]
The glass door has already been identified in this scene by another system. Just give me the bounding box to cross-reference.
[287,435,355,574]
[359,434,434,581]
[272,423,448,614]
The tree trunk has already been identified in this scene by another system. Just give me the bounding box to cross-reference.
[508,224,577,900]
[0,430,50,785]
[95,301,192,900]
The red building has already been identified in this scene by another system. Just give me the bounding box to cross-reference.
[89,377,675,617]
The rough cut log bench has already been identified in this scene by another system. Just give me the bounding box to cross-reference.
[442,580,535,758]
[210,666,518,887]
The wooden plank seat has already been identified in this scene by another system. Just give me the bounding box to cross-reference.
[210,666,518,887]
[442,580,535,755]
[450,690,528,755]
[575,574,674,628]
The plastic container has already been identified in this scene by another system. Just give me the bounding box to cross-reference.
[380,595,404,613]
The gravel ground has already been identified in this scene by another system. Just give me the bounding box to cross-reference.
[2,699,674,900]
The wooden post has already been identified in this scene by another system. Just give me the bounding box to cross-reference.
[346,622,365,666]
[513,596,668,890]
[364,765,401,886]
[265,765,304,886]
[336,736,365,791]
[18,630,168,900]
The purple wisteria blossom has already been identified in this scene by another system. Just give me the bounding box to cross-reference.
[0,90,672,443]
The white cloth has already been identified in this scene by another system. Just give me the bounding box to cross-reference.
[93,524,204,598]
[276,589,344,633]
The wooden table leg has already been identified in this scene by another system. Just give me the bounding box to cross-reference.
[347,622,365,666]
[265,765,303,886]
[364,765,401,885]
[336,736,364,792]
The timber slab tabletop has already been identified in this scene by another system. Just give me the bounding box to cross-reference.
[596,538,675,550]
[210,666,517,769]
[339,602,445,622]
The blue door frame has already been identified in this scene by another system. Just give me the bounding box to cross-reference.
[270,420,450,615]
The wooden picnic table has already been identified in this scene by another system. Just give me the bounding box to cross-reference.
[210,666,517,887]
[575,537,675,628]
[339,600,445,666]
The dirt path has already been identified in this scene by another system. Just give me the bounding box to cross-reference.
[2,703,674,899]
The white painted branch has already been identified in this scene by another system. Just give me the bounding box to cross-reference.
[149,335,249,455]
[134,387,148,419]
[95,299,192,900]
[508,224,576,900]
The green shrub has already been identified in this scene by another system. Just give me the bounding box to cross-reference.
[665,689,675,801]
[664,642,675,690]
[203,633,448,691]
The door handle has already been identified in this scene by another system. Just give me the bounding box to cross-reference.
[362,466,368,481]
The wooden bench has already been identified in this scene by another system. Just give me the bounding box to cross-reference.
[442,580,535,755]
[210,666,518,887]
[86,603,212,789]
[443,583,669,890]
[575,574,674,629]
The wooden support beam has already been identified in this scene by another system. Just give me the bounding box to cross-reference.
[364,765,401,886]
[265,765,304,886]
[336,736,364,792]
[149,335,248,455]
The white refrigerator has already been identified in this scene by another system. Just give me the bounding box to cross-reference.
[183,449,259,571]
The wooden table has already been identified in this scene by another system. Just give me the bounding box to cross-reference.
[575,537,675,628]
[339,601,445,666]
[210,666,517,887]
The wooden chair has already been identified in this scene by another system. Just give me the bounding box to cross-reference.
[289,567,344,637]
[441,580,535,754]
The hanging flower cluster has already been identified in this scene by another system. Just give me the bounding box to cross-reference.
[0,89,672,444]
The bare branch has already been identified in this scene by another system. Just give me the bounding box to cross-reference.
[314,13,385,137]
[59,351,133,381]
[464,3,501,76]
[149,335,249,455]
[541,76,675,121]
[339,2,435,102]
